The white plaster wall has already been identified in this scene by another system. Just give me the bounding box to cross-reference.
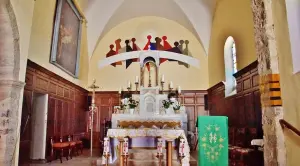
[30,93,48,160]
[285,0,300,74]
[85,0,124,56]
[10,0,35,81]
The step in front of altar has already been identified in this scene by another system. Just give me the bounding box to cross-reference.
[106,149,197,166]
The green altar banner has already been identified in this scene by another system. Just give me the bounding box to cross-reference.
[198,116,228,166]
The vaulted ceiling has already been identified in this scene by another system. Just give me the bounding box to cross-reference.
[84,0,216,57]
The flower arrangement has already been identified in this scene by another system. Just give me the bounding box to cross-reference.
[162,100,172,109]
[173,101,181,110]
[128,97,139,109]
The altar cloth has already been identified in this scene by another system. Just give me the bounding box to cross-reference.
[102,128,190,166]
[111,114,188,135]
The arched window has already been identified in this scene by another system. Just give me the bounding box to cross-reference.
[224,36,237,96]
[232,42,237,73]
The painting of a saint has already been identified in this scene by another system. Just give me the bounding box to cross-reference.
[50,0,82,77]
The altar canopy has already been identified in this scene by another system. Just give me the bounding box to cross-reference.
[198,116,229,166]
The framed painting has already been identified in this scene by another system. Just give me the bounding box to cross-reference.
[50,0,83,77]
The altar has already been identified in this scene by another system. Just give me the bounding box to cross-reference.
[100,50,195,166]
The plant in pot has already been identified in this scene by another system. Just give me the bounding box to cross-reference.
[128,97,139,114]
[162,99,175,114]
[173,101,181,114]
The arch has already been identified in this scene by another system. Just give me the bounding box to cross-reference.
[224,36,237,96]
[0,0,21,81]
[98,51,200,69]
[0,1,24,166]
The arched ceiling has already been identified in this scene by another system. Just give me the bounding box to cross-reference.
[84,0,216,57]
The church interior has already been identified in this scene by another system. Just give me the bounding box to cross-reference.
[1,0,300,166]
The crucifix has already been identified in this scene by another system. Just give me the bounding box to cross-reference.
[88,79,100,157]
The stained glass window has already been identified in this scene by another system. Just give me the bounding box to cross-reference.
[232,42,237,73]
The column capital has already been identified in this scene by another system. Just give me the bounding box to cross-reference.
[0,80,25,88]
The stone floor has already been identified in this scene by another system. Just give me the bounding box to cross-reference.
[21,149,198,166]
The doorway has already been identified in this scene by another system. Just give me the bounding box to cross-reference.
[30,93,48,161]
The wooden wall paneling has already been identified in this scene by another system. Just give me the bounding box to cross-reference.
[254,90,263,138]
[25,70,34,91]
[35,75,49,92]
[19,60,89,164]
[185,106,196,132]
[57,85,64,97]
[47,97,56,137]
[208,61,262,137]
[56,99,63,137]
[244,93,255,127]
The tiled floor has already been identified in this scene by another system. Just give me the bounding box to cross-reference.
[21,149,101,166]
[20,149,199,166]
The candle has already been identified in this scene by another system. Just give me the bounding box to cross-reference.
[170,81,173,88]
[179,139,185,156]
[178,86,181,94]
[128,81,131,88]
[118,87,121,94]
[161,74,165,82]
[157,138,163,155]
[123,138,129,155]
[104,137,110,155]
[135,76,139,83]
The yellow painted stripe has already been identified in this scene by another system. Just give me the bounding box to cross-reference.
[262,99,282,107]
[268,74,280,82]
[269,91,281,97]
[269,82,280,89]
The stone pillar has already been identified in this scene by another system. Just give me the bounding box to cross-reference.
[0,1,24,165]
[166,140,173,166]
[251,0,286,165]
[0,80,25,166]
[118,138,124,166]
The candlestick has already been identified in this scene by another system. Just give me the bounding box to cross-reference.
[161,74,165,82]
[123,138,129,156]
[179,138,185,157]
[103,137,110,155]
[178,155,185,165]
[157,138,163,155]
[160,82,164,93]
[104,153,110,166]
[135,82,138,92]
[170,81,173,89]
[88,79,100,157]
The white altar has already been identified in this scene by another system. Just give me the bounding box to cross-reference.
[103,52,191,165]
[104,129,190,166]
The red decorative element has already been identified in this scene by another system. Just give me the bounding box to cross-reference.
[143,35,152,50]
[146,62,151,71]
[162,36,172,50]
[156,37,168,64]
[109,44,114,49]
[132,38,139,62]
[115,39,122,53]
[114,39,122,65]
[106,45,117,67]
